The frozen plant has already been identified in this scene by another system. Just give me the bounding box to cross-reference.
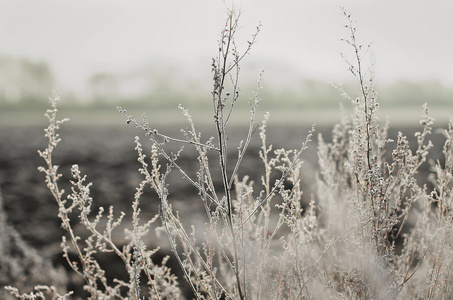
[4,7,453,300]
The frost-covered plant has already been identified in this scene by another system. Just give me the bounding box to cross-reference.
[0,187,69,300]
[117,9,315,299]
[4,7,453,300]
[4,93,181,299]
[313,8,453,299]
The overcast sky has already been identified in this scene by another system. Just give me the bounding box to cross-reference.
[1,0,452,93]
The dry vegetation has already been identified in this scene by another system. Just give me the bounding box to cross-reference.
[2,8,453,300]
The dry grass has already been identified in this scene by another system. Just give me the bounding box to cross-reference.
[3,8,453,300]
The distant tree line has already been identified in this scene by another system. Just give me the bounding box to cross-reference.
[1,55,452,109]
[0,56,54,105]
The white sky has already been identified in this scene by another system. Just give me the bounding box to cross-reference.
[1,0,452,93]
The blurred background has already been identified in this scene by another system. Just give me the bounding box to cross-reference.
[0,0,452,126]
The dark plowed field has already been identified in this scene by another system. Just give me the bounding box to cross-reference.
[0,121,447,298]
